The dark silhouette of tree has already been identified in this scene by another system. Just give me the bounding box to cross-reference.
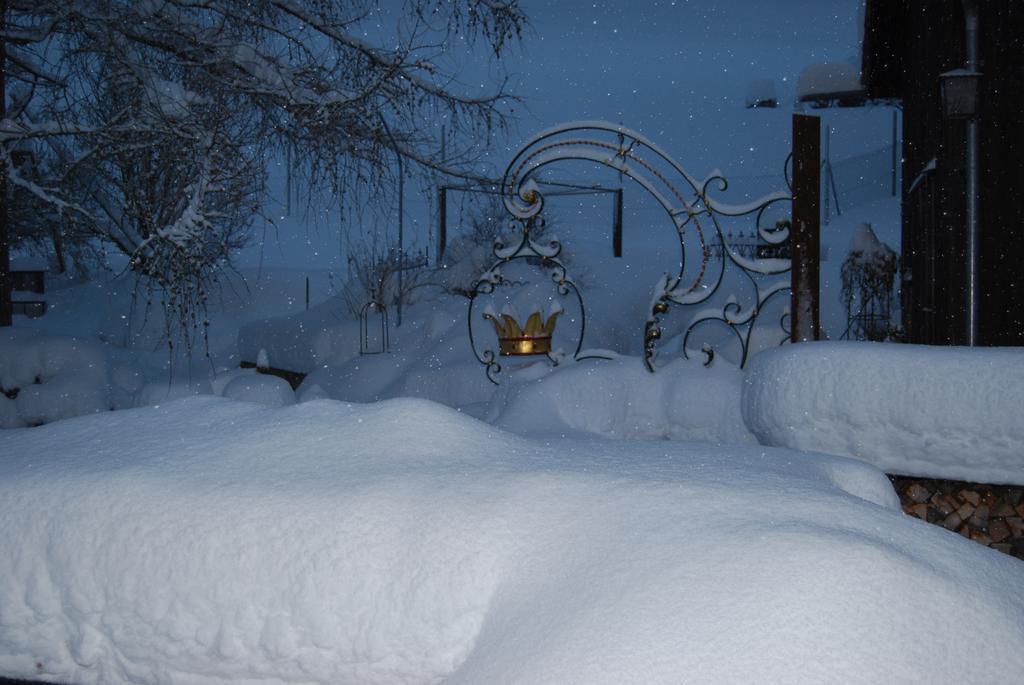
[0,0,526,343]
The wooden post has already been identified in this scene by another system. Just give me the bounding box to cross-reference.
[791,113,821,342]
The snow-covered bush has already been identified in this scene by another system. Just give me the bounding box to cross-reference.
[744,78,778,108]
[432,196,512,298]
[840,223,898,341]
[0,330,127,427]
[431,198,568,299]
[222,373,296,407]
[340,240,431,317]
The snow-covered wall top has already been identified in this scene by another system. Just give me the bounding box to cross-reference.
[743,342,1024,485]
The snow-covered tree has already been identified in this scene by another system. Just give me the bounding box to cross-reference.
[1,0,526,340]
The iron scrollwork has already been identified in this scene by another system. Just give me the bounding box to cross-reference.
[500,121,792,370]
[674,181,794,368]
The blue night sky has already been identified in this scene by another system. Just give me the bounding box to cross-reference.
[491,0,863,165]
[251,0,874,271]
[514,1,858,116]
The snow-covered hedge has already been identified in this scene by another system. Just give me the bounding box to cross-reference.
[743,342,1024,485]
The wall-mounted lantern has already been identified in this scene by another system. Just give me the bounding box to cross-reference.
[940,68,982,120]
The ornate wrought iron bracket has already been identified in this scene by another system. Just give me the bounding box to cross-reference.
[500,121,792,370]
[467,216,589,384]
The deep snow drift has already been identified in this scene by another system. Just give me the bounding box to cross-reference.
[2,397,1024,685]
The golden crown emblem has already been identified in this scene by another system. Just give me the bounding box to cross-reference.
[483,308,561,356]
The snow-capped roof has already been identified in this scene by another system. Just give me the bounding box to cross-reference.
[796,62,866,106]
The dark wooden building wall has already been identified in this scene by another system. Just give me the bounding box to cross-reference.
[979,3,1024,345]
[863,0,1024,345]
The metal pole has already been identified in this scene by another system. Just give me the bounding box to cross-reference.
[285,144,292,216]
[379,116,403,327]
[823,126,831,225]
[438,126,445,265]
[963,0,980,345]
[891,109,898,197]
[613,188,623,257]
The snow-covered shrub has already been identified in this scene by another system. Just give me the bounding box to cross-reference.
[0,330,121,427]
[339,239,430,318]
[840,223,898,341]
[432,196,511,298]
[744,78,778,108]
[4,0,528,352]
[431,197,568,299]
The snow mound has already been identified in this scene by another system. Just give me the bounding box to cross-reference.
[296,305,495,411]
[236,301,358,373]
[489,356,756,443]
[2,396,1023,684]
[0,329,117,427]
[743,341,1024,484]
[846,222,894,261]
[136,378,214,406]
[222,372,296,407]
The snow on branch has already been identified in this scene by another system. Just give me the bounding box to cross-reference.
[1,148,91,219]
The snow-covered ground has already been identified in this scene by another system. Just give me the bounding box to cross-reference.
[3,257,1024,683]
[3,397,1024,685]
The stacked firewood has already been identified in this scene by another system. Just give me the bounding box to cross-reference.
[889,476,1024,560]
